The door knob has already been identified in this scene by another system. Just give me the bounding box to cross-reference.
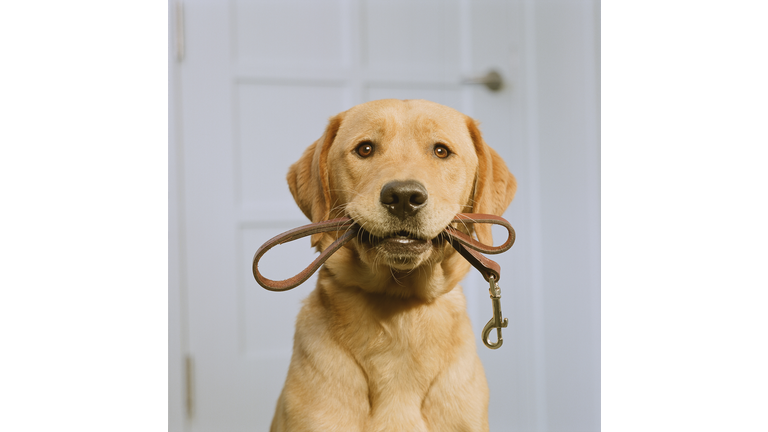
[461,70,504,92]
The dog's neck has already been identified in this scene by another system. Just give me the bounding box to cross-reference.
[314,246,475,357]
[320,241,472,302]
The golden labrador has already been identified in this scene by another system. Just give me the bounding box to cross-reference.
[272,99,516,431]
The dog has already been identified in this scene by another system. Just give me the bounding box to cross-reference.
[272,99,516,431]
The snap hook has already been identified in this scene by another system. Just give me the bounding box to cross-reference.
[482,276,508,349]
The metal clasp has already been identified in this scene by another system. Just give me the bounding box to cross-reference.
[481,276,508,349]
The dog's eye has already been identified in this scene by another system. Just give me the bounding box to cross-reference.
[434,144,450,159]
[356,142,374,158]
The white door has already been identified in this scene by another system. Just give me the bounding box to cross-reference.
[170,1,599,431]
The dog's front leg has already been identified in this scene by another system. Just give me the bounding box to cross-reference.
[270,292,370,432]
[421,336,490,431]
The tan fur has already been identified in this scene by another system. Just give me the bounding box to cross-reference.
[274,99,516,431]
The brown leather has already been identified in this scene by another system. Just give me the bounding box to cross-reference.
[448,241,502,283]
[443,213,515,254]
[252,218,356,292]
[252,214,515,291]
[442,213,515,282]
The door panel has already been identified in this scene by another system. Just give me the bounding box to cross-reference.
[233,0,347,68]
[239,226,320,357]
[363,0,461,79]
[235,82,349,216]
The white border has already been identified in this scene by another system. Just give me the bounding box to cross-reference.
[603,1,768,431]
[0,1,167,430]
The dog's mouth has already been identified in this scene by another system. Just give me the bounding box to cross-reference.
[357,228,442,257]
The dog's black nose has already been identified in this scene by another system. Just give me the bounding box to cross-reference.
[380,180,428,220]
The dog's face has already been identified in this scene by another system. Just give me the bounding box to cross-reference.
[288,99,516,294]
[327,101,479,271]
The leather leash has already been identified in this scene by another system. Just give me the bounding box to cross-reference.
[252,213,516,349]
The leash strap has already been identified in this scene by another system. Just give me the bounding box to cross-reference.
[442,213,515,283]
[252,218,356,292]
[251,213,515,349]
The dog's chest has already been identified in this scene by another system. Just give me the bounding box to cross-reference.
[337,298,459,401]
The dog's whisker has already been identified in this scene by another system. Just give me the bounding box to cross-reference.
[329,202,348,215]
[459,220,472,236]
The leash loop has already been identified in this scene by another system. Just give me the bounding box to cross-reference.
[446,213,515,255]
[252,214,515,290]
[252,218,356,292]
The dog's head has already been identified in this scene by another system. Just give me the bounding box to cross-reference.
[288,99,515,297]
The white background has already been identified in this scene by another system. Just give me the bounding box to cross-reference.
[1,1,767,432]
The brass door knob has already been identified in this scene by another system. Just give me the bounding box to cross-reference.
[461,70,504,92]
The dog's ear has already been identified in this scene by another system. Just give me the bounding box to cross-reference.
[467,117,517,246]
[287,113,344,246]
